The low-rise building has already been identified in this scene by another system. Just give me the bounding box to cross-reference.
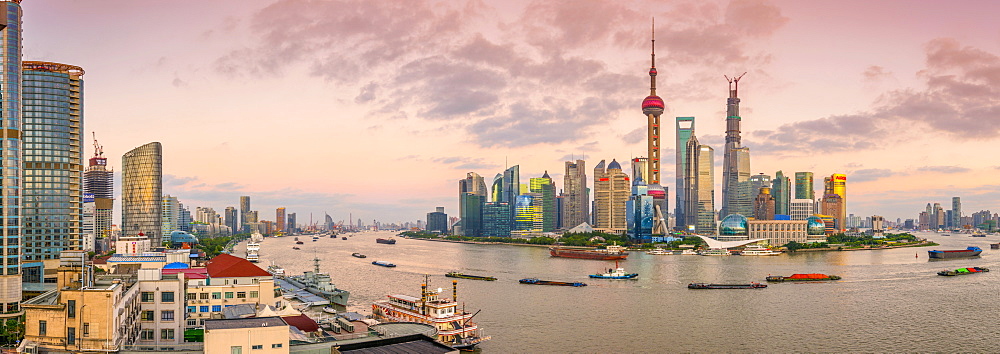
[204,317,289,354]
[184,254,277,330]
[135,267,187,349]
[747,220,809,246]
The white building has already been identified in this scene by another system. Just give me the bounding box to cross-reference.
[748,220,810,246]
[790,199,815,220]
[136,268,187,348]
[83,199,97,252]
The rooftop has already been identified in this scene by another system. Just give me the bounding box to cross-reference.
[206,253,271,278]
[204,316,287,330]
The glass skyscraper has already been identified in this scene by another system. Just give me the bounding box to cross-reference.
[529,173,556,232]
[794,172,814,200]
[21,61,85,262]
[0,0,22,323]
[674,116,694,229]
[122,142,163,245]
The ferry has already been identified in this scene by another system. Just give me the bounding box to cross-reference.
[740,244,782,256]
[372,261,397,268]
[549,243,629,260]
[681,249,700,255]
[376,238,397,244]
[589,262,638,279]
[938,267,989,276]
[766,274,841,282]
[372,277,490,350]
[647,248,674,255]
[688,283,767,289]
[245,241,261,263]
[928,246,982,259]
[518,278,587,287]
[445,272,497,281]
[700,248,731,256]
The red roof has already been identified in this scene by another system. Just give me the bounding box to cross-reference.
[282,314,320,333]
[206,254,271,278]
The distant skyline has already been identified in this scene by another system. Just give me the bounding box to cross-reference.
[23,0,1000,223]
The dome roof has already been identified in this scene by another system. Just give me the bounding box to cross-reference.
[164,262,189,269]
[806,216,826,236]
[719,214,749,236]
[642,95,665,110]
[607,159,622,170]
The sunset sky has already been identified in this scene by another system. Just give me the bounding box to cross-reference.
[23,0,1000,225]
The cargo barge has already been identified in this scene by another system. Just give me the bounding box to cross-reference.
[766,274,841,282]
[549,243,628,260]
[688,283,767,289]
[376,238,397,244]
[372,260,397,267]
[928,246,982,259]
[519,278,587,287]
[446,272,497,281]
[938,267,989,276]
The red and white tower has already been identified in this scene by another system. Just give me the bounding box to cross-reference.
[641,22,665,185]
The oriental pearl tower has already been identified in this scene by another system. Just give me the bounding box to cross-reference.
[640,21,668,236]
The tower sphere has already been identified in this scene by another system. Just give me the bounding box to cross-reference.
[642,95,665,115]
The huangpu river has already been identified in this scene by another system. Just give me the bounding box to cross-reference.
[242,231,1000,352]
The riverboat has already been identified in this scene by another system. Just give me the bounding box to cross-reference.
[372,261,397,267]
[446,272,497,281]
[278,257,351,310]
[266,263,285,277]
[971,233,986,237]
[295,240,304,245]
[647,248,674,255]
[589,262,638,279]
[740,245,782,256]
[292,247,301,250]
[681,249,700,255]
[549,243,628,260]
[928,246,982,259]
[518,278,587,287]
[700,248,731,256]
[342,237,348,240]
[991,243,1000,250]
[766,274,841,282]
[376,238,397,244]
[688,283,767,289]
[372,276,490,350]
[245,241,260,263]
[352,252,367,258]
[937,267,989,276]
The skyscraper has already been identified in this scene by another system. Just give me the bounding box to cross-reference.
[951,197,961,229]
[593,160,629,232]
[502,165,520,206]
[458,172,487,236]
[675,117,695,228]
[721,73,752,219]
[822,173,847,229]
[490,174,502,202]
[683,136,716,235]
[753,187,776,221]
[85,135,114,244]
[21,62,85,262]
[563,160,589,228]
[639,24,669,236]
[287,213,297,233]
[772,171,791,216]
[161,195,180,237]
[794,172,814,200]
[426,207,448,233]
[239,196,250,233]
[512,194,542,237]
[276,207,286,233]
[749,174,772,200]
[0,0,23,324]
[123,142,163,244]
[224,206,238,234]
[529,172,556,232]
[482,202,511,237]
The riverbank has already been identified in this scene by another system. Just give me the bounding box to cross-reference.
[790,240,937,252]
[403,236,560,248]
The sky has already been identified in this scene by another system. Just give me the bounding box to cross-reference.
[22,0,1000,225]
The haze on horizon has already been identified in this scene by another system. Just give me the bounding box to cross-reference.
[23,0,1000,224]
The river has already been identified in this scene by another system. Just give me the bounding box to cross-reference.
[243,231,1000,352]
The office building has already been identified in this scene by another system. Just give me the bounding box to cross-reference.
[675,117,695,227]
[426,207,448,233]
[122,142,163,244]
[820,194,845,231]
[682,137,716,235]
[790,199,815,220]
[161,195,180,238]
[772,171,791,216]
[512,194,543,237]
[821,174,847,230]
[593,160,629,233]
[82,195,96,252]
[794,172,814,200]
[287,213,297,233]
[747,220,811,246]
[563,160,589,229]
[529,173,556,232]
[276,207,286,233]
[749,174,771,196]
[239,196,250,233]
[457,172,487,236]
[753,187,776,221]
[0,1,22,324]
[482,202,511,237]
[21,62,85,263]
[224,207,238,234]
[721,73,752,220]
[951,197,961,229]
[84,135,114,245]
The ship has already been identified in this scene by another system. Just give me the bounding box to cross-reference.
[970,233,986,237]
[647,248,674,255]
[376,238,397,244]
[445,272,497,281]
[265,262,285,277]
[278,257,350,310]
[928,246,982,259]
[700,248,731,256]
[295,240,304,245]
[549,243,628,260]
[589,262,638,279]
[938,267,989,276]
[342,237,348,240]
[766,274,841,282]
[351,252,367,258]
[245,241,260,263]
[518,278,587,287]
[372,276,491,350]
[372,260,397,267]
[688,283,767,289]
[740,244,782,256]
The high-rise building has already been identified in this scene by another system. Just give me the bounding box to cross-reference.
[239,196,250,233]
[426,207,448,233]
[122,142,163,245]
[794,172,814,200]
[501,165,520,206]
[482,202,511,237]
[790,199,815,220]
[0,0,23,326]
[161,195,180,237]
[820,194,845,231]
[721,73,752,219]
[693,143,715,235]
[951,197,961,229]
[749,174,772,197]
[179,204,192,232]
[675,117,695,228]
[84,135,114,242]
[593,160,629,233]
[822,174,847,230]
[933,203,945,229]
[563,160,589,229]
[21,62,85,262]
[457,172,487,236]
[224,207,238,234]
[287,213,297,233]
[529,173,556,232]
[512,194,543,237]
[276,207,286,233]
[490,174,502,202]
[753,187,776,221]
[772,171,791,216]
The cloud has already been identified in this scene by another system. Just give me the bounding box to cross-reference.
[862,65,892,82]
[354,82,378,104]
[915,166,971,174]
[431,156,500,171]
[622,127,646,144]
[163,174,198,187]
[848,168,896,183]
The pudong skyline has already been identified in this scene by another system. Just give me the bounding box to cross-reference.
[20,0,1000,223]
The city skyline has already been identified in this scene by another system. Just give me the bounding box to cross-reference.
[20,0,1000,223]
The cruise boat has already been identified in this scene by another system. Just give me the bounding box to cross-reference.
[549,243,629,260]
[245,241,261,263]
[700,248,731,256]
[740,244,782,256]
[680,249,700,255]
[372,277,490,350]
[278,257,350,310]
[647,248,674,255]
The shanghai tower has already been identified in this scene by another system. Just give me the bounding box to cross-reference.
[721,74,752,219]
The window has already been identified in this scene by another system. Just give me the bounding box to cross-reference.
[161,310,174,321]
[212,305,221,312]
[67,300,76,318]
[249,291,258,298]
[252,345,263,350]
[199,292,209,300]
[67,327,75,345]
[141,292,155,302]
[236,292,246,299]
[161,329,174,340]
[161,291,175,303]
[83,323,90,337]
[271,344,283,348]
[199,306,209,313]
[187,319,197,327]
[187,306,197,313]
[38,320,46,336]
[141,310,154,321]
[231,346,242,354]
[211,292,221,299]
[140,329,154,341]
[225,292,234,299]
[186,293,197,300]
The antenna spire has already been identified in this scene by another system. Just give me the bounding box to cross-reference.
[649,18,657,96]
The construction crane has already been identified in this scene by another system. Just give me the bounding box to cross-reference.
[92,132,104,158]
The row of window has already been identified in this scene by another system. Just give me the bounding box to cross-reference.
[139,328,175,341]
[140,310,174,321]
[187,290,258,300]
[230,343,282,353]
[141,291,175,303]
